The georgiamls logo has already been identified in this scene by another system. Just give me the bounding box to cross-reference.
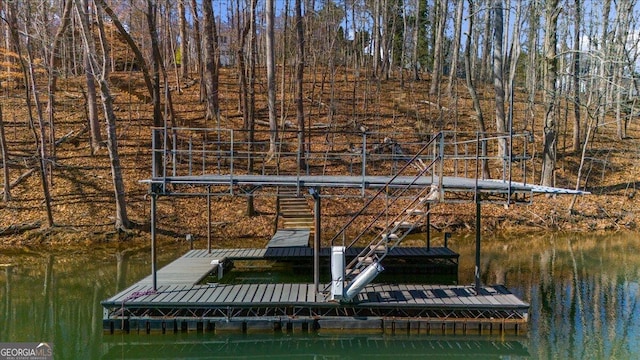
[0,342,53,360]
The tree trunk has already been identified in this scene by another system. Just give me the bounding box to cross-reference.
[541,0,560,187]
[412,0,421,80]
[614,0,633,140]
[146,1,163,125]
[280,0,290,133]
[572,0,581,152]
[79,0,102,153]
[429,0,447,95]
[481,1,492,83]
[465,0,490,180]
[178,0,189,79]
[26,41,55,227]
[0,105,10,201]
[7,1,53,224]
[189,0,205,102]
[295,0,306,170]
[597,0,612,126]
[246,0,258,217]
[266,0,278,157]
[203,0,220,122]
[372,0,381,78]
[447,0,464,96]
[493,0,507,160]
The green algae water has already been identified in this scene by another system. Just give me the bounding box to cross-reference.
[1,232,639,359]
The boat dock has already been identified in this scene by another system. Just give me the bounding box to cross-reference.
[102,128,588,336]
[102,249,527,335]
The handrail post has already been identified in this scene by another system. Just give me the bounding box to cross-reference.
[230,130,234,195]
[438,132,444,197]
[162,127,168,193]
[188,135,193,176]
[172,129,177,177]
[151,129,157,178]
[361,132,367,196]
[207,185,212,254]
[151,193,158,291]
[202,136,206,175]
[475,132,480,203]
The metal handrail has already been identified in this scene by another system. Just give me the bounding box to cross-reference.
[150,128,534,204]
[329,132,443,247]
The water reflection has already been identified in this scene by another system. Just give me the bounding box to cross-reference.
[102,334,529,359]
[454,232,640,359]
[0,232,639,358]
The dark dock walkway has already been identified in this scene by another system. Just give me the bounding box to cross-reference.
[102,249,527,335]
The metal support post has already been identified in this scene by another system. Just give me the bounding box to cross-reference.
[361,133,367,196]
[475,201,481,294]
[207,186,212,254]
[311,188,321,293]
[151,193,158,291]
[426,203,431,250]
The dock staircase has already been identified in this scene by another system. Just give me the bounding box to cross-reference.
[276,188,315,236]
[329,134,444,302]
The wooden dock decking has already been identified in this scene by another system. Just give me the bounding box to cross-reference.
[103,249,528,335]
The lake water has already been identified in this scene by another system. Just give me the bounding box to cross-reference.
[1,232,639,359]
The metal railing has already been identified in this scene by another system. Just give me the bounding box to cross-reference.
[150,127,533,199]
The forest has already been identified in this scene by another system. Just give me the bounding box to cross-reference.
[0,0,639,243]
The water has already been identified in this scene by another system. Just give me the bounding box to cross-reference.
[1,232,639,359]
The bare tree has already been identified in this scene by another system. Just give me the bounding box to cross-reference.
[203,0,220,122]
[189,0,205,102]
[246,0,258,217]
[411,0,421,80]
[447,0,464,96]
[295,0,306,170]
[613,0,634,140]
[465,0,490,179]
[493,0,507,160]
[429,0,447,95]
[480,0,492,83]
[24,8,55,227]
[266,0,277,157]
[372,0,381,77]
[597,0,612,126]
[0,105,10,201]
[541,0,561,187]
[147,0,163,125]
[178,0,189,80]
[76,0,130,230]
[78,0,102,153]
[572,0,581,152]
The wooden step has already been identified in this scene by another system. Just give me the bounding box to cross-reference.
[280,212,313,218]
[370,245,387,252]
[280,204,312,209]
[406,208,426,216]
[357,256,374,265]
[394,221,416,229]
[282,220,314,228]
[279,204,311,209]
[382,233,399,242]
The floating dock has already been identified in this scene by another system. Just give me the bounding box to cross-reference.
[102,249,528,335]
[101,129,591,336]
